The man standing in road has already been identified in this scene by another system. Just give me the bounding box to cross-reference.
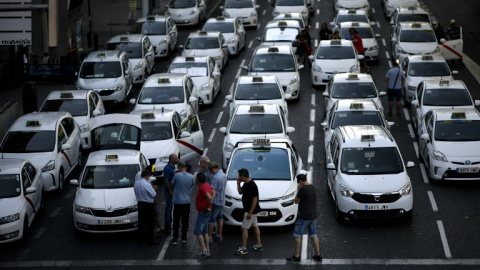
[235,168,263,255]
[170,162,194,245]
[286,173,322,262]
[194,172,213,260]
[196,155,212,183]
[134,169,159,245]
[162,154,179,235]
[208,162,227,243]
[385,61,405,117]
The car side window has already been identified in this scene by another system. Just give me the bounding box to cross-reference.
[21,166,32,191]
[172,113,181,137]
[57,124,68,150]
[88,94,96,117]
[25,162,37,182]
[140,153,148,169]
[180,115,200,134]
[61,118,75,136]
[185,78,192,100]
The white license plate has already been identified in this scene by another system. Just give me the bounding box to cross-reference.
[365,205,389,210]
[257,211,268,217]
[99,219,130,225]
[457,167,479,173]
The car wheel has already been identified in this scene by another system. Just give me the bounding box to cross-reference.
[58,169,65,192]
[39,191,45,213]
[425,157,438,184]
[77,149,83,168]
[21,218,29,245]
[167,46,171,58]
[335,201,346,223]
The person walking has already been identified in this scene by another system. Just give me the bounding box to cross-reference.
[170,162,194,245]
[286,173,322,262]
[193,172,213,260]
[319,22,332,40]
[385,61,405,117]
[162,153,179,235]
[235,168,263,255]
[134,169,159,245]
[208,162,227,243]
[346,28,369,73]
[294,33,308,65]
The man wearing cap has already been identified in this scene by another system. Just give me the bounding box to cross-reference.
[170,162,194,245]
[207,162,227,243]
[447,19,461,40]
[134,169,159,245]
[286,173,322,262]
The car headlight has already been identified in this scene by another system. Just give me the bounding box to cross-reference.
[213,56,222,60]
[407,85,416,91]
[227,37,236,44]
[433,47,440,53]
[281,199,295,207]
[75,204,92,214]
[250,11,256,17]
[0,213,20,225]
[224,12,230,17]
[349,64,360,73]
[368,45,378,51]
[281,191,295,200]
[223,142,234,153]
[129,205,138,213]
[313,65,322,72]
[113,84,123,91]
[134,61,144,70]
[272,9,279,16]
[397,47,406,54]
[289,74,299,85]
[159,38,168,45]
[80,123,90,133]
[159,156,169,163]
[180,110,187,118]
[166,11,171,16]
[399,182,412,196]
[42,160,55,172]
[190,8,197,15]
[339,184,354,197]
[200,83,211,91]
[387,3,393,7]
[432,150,448,162]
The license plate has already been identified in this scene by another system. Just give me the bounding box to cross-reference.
[98,219,130,225]
[257,211,268,217]
[457,167,479,173]
[365,205,389,210]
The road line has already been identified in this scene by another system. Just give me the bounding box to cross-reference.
[307,145,314,164]
[223,99,228,108]
[307,166,313,182]
[385,51,390,59]
[413,141,419,158]
[388,60,392,68]
[310,109,315,122]
[301,234,308,262]
[407,123,415,139]
[156,237,170,261]
[208,128,216,143]
[317,9,320,15]
[198,147,208,164]
[206,0,222,17]
[372,7,375,14]
[315,22,319,29]
[248,40,253,48]
[33,227,47,239]
[376,21,380,28]
[64,189,75,199]
[235,68,241,79]
[215,111,223,124]
[427,191,439,212]
[419,163,429,184]
[309,126,314,141]
[437,220,453,259]
[382,38,386,47]
[403,108,410,121]
[257,23,261,30]
[262,10,266,16]
[49,207,62,218]
[314,39,318,47]
[311,93,315,106]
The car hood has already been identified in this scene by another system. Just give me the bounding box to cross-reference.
[222,33,235,41]
[408,75,453,87]
[435,141,480,158]
[129,58,142,67]
[226,180,295,199]
[224,8,254,17]
[276,6,306,13]
[315,59,357,71]
[1,152,51,168]
[78,77,123,89]
[73,116,89,128]
[0,197,22,216]
[420,104,473,118]
[363,38,376,49]
[140,139,177,159]
[147,35,167,45]
[183,49,221,58]
[248,71,295,86]
[191,77,209,88]
[134,103,185,114]
[343,173,408,193]
[226,133,287,149]
[399,42,438,54]
[338,1,366,8]
[75,188,137,209]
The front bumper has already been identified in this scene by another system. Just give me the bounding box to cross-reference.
[282,81,300,100]
[337,192,413,219]
[0,219,22,243]
[223,198,298,226]
[73,211,138,233]
[429,159,480,181]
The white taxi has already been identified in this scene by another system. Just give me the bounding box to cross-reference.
[330,10,375,32]
[225,75,290,117]
[334,0,370,17]
[223,138,303,226]
[76,50,133,108]
[272,0,309,22]
[323,73,386,115]
[322,99,394,145]
[326,125,414,221]
[400,54,457,104]
[181,31,229,71]
[338,22,380,63]
[309,40,362,87]
[0,159,45,243]
[419,109,480,181]
[40,90,105,149]
[167,56,220,106]
[272,13,306,30]
[411,80,480,131]
[130,73,199,119]
[0,112,82,192]
[389,6,432,37]
[258,20,302,51]
[383,0,419,19]
[130,110,204,176]
[130,15,178,58]
[220,0,259,28]
[391,22,439,63]
[202,16,246,56]
[165,0,206,26]
[242,45,303,100]
[104,35,155,84]
[219,104,294,168]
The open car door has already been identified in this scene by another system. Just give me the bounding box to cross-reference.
[90,114,142,151]
[440,27,463,60]
[176,115,204,162]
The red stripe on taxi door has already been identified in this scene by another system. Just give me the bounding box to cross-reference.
[176,140,204,155]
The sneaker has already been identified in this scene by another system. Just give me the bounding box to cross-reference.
[234,247,248,255]
[181,238,187,243]
[169,239,177,245]
[215,235,223,242]
[249,245,263,252]
[208,237,213,244]
[197,251,210,260]
[286,255,300,262]
[312,254,323,262]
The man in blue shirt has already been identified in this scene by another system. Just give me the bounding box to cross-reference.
[162,153,179,234]
[208,162,227,243]
[134,169,158,245]
[169,162,194,244]
[385,61,405,116]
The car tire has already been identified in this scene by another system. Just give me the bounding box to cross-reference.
[335,201,346,223]
[166,47,171,58]
[21,218,28,245]
[77,149,83,169]
[58,169,65,192]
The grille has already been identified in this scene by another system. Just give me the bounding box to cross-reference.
[355,210,402,218]
[90,208,131,217]
[352,193,401,203]
[451,161,480,165]
[148,159,156,165]
[77,222,137,231]
[99,90,115,96]
[231,208,282,223]
[281,86,287,91]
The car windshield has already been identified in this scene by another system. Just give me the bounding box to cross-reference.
[340,27,374,39]
[408,62,450,77]
[168,62,208,77]
[185,37,220,49]
[400,29,436,42]
[337,15,369,24]
[276,0,304,6]
[235,83,282,100]
[332,83,377,98]
[203,22,234,33]
[316,46,356,59]
[0,174,21,198]
[251,54,295,72]
[263,27,299,42]
[397,14,430,24]
[104,42,143,58]
[341,147,404,174]
[40,99,88,117]
[131,21,166,35]
[91,123,141,151]
[225,0,253,8]
[141,121,173,141]
[435,120,480,141]
[81,165,140,189]
[230,114,283,134]
[422,88,472,106]
[138,86,185,104]
[331,111,384,129]
[227,148,291,180]
[79,61,122,79]
[169,0,196,8]
[1,131,55,153]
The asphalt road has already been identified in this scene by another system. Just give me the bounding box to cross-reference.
[1,0,480,269]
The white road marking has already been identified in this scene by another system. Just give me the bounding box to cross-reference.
[372,8,375,14]
[317,9,320,15]
[420,163,429,184]
[208,128,216,143]
[310,109,315,122]
[49,207,62,218]
[385,51,390,59]
[262,10,266,16]
[376,21,380,28]
[407,123,415,139]
[301,234,308,262]
[198,147,208,165]
[316,22,319,29]
[223,99,228,108]
[309,126,314,141]
[382,38,386,47]
[413,141,419,158]
[388,60,392,68]
[157,237,170,261]
[307,145,314,164]
[235,68,242,80]
[248,40,253,48]
[307,166,313,182]
[311,93,315,106]
[437,220,453,259]
[33,227,47,239]
[403,108,410,121]
[257,23,261,30]
[64,189,75,199]
[215,111,223,124]
[427,191,439,212]
[315,39,318,47]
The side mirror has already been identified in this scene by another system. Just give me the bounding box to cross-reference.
[358,54,365,60]
[222,44,228,48]
[199,2,204,7]
[440,38,446,44]
[298,64,305,70]
[75,71,78,76]
[411,100,419,106]
[330,22,335,27]
[189,96,198,103]
[213,71,220,76]
[420,134,429,142]
[70,179,79,186]
[308,55,314,61]
[452,70,459,75]
[241,65,248,70]
[219,127,227,134]
[165,4,168,8]
[255,5,260,9]
[256,37,261,41]
[286,127,295,134]
[219,5,224,9]
[284,93,292,99]
[25,186,37,194]
[93,109,101,116]
[178,45,184,49]
[326,163,336,170]
[475,100,480,106]
[129,98,136,104]
[225,94,232,101]
[322,92,329,97]
[379,91,387,97]
[61,143,71,151]
[387,121,395,128]
[180,131,191,138]
[391,37,397,43]
[406,161,415,168]
[321,122,327,129]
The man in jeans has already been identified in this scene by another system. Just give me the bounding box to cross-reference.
[385,61,405,116]
[162,154,179,235]
[208,162,227,243]
[193,172,213,260]
[286,173,322,262]
[170,162,194,245]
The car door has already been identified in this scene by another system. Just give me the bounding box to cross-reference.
[176,115,204,162]
[143,37,155,73]
[122,54,134,90]
[236,18,246,49]
[59,117,79,174]
[21,166,36,224]
[419,111,434,160]
[209,57,221,97]
[412,82,424,129]
[168,18,178,50]
[25,162,42,213]
[91,91,106,115]
[440,27,463,60]
[186,77,199,115]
